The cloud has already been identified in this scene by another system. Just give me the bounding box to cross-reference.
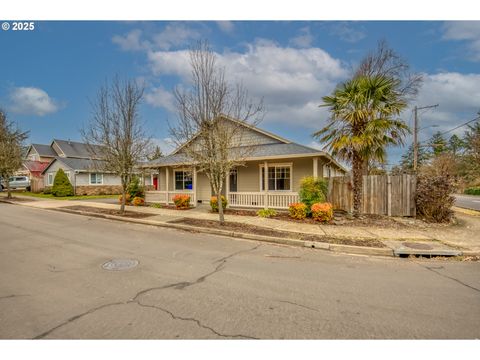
[329,22,366,43]
[289,27,314,48]
[152,137,176,155]
[398,72,480,151]
[145,86,176,112]
[9,87,60,116]
[112,29,148,51]
[145,41,348,128]
[216,21,234,34]
[442,21,480,61]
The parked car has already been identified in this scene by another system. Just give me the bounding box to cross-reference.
[0,176,31,191]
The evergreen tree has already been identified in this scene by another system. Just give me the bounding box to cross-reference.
[448,134,465,156]
[399,143,429,171]
[428,131,448,157]
[51,168,74,197]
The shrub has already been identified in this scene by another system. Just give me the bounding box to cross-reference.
[150,203,162,208]
[127,176,144,199]
[311,202,333,222]
[51,169,74,197]
[210,195,228,212]
[299,176,328,213]
[416,174,456,223]
[172,194,190,209]
[132,196,145,206]
[464,187,480,195]
[288,202,308,219]
[257,208,277,218]
[43,187,52,195]
[119,193,131,205]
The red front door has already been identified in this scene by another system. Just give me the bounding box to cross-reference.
[153,176,158,190]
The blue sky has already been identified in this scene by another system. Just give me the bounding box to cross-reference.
[1,21,480,167]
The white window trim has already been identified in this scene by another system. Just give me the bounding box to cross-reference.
[259,163,293,192]
[64,171,71,181]
[89,173,104,185]
[174,169,193,191]
[47,173,54,186]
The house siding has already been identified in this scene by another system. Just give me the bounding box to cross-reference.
[43,161,73,186]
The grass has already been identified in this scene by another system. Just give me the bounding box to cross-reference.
[10,191,119,201]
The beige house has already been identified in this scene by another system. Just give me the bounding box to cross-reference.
[143,117,346,209]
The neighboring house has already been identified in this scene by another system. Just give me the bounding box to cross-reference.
[25,143,58,162]
[142,115,346,209]
[40,139,152,195]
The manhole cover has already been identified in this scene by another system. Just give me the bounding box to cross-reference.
[102,259,139,271]
[402,242,433,250]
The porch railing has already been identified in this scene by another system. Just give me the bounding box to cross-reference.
[228,192,299,209]
[146,190,195,205]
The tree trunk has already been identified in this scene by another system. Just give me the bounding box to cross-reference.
[6,181,12,199]
[120,178,126,214]
[217,188,225,225]
[352,152,363,217]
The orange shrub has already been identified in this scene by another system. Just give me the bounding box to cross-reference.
[172,194,190,209]
[311,202,333,222]
[210,195,228,212]
[118,193,131,205]
[288,202,307,219]
[132,196,145,206]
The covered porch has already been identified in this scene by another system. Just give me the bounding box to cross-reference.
[145,156,338,209]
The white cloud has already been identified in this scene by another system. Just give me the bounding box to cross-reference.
[152,23,201,50]
[329,22,366,43]
[152,137,176,155]
[289,27,314,48]
[146,41,348,128]
[145,86,176,112]
[216,21,234,34]
[112,29,149,51]
[442,21,480,61]
[9,87,60,116]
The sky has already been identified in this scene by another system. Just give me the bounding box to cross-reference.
[1,20,480,168]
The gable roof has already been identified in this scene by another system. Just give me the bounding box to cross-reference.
[41,157,108,174]
[29,143,57,158]
[23,160,51,174]
[171,114,290,155]
[144,141,347,172]
[52,139,104,159]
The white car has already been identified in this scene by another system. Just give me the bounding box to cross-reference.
[0,176,31,191]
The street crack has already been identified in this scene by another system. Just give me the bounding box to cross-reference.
[417,263,480,293]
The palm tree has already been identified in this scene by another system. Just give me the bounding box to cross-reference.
[314,75,409,216]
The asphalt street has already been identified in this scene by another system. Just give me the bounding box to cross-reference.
[455,194,480,211]
[0,203,479,339]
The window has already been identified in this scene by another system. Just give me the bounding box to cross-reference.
[261,165,291,191]
[90,173,103,185]
[64,171,71,181]
[175,170,193,190]
[47,173,54,186]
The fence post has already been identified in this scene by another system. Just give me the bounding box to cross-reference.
[387,175,392,217]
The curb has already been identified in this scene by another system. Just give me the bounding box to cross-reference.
[50,207,394,257]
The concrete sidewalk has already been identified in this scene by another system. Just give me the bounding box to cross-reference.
[2,193,479,254]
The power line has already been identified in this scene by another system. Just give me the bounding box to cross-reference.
[438,114,480,136]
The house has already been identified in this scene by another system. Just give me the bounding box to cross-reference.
[25,143,58,162]
[142,115,346,209]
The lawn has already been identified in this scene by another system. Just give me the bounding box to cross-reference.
[13,192,119,201]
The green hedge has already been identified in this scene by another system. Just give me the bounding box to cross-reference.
[464,187,480,195]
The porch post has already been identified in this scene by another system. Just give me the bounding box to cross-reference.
[192,166,197,207]
[225,170,230,208]
[313,157,318,178]
[263,161,268,209]
[150,173,154,190]
[165,167,169,204]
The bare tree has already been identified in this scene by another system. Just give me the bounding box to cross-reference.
[0,109,29,199]
[170,41,264,224]
[83,77,151,213]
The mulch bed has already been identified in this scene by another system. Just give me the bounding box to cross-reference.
[169,217,386,248]
[0,196,36,202]
[63,205,156,219]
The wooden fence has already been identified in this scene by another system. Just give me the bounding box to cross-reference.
[30,177,44,193]
[328,174,416,217]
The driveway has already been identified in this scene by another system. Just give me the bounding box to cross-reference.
[455,194,480,211]
[0,203,479,339]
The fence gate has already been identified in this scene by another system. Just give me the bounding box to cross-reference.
[30,177,44,193]
[328,174,416,217]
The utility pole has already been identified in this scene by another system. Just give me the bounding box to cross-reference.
[413,104,439,171]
